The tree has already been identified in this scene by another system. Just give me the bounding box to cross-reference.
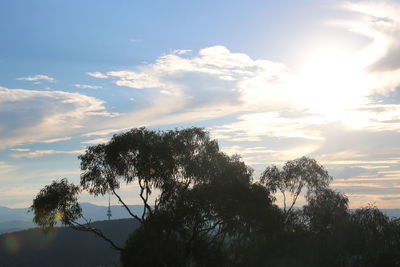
[120,151,282,266]
[303,188,349,234]
[301,189,351,266]
[31,178,122,251]
[78,127,222,222]
[31,127,281,265]
[31,127,222,249]
[347,205,400,266]
[31,127,400,267]
[260,157,332,217]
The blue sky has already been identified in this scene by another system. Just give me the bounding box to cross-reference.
[1,0,400,208]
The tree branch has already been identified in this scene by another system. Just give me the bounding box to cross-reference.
[70,221,123,251]
[112,187,143,224]
[280,188,287,213]
[138,179,152,221]
[287,183,304,215]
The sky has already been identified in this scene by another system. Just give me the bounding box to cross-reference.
[1,0,400,209]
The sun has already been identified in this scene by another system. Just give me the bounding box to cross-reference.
[292,44,370,120]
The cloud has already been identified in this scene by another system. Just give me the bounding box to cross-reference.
[3,2,400,209]
[82,127,130,137]
[0,161,17,179]
[106,46,287,110]
[86,72,108,79]
[9,148,30,152]
[77,39,400,170]
[91,46,308,138]
[221,144,320,166]
[172,49,192,55]
[73,84,102,89]
[11,149,84,159]
[339,1,400,94]
[81,137,110,145]
[212,112,326,141]
[0,86,113,149]
[0,161,14,172]
[41,137,72,143]
[329,166,380,179]
[17,74,55,83]
[97,37,400,138]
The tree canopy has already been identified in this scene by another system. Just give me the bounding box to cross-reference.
[31,127,400,267]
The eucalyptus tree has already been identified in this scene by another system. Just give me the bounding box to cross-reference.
[260,157,332,217]
[31,127,223,250]
[31,127,281,262]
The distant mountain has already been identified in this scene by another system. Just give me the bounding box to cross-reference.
[0,207,31,223]
[0,203,398,235]
[79,203,144,222]
[0,221,35,235]
[382,209,400,219]
[0,218,140,267]
[0,203,144,234]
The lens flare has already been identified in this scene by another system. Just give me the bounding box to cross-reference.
[54,211,63,221]
[2,234,22,254]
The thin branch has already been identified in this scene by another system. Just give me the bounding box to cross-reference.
[280,188,287,213]
[287,183,304,215]
[112,187,143,224]
[138,179,152,221]
[70,221,123,251]
[139,179,146,221]
[208,224,226,246]
[144,180,152,216]
[199,220,223,237]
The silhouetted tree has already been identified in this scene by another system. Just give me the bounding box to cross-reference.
[260,157,332,218]
[121,152,282,266]
[346,205,400,266]
[30,127,400,267]
[32,127,224,251]
[31,127,282,265]
[303,188,349,234]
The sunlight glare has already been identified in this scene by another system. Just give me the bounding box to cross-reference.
[293,45,370,119]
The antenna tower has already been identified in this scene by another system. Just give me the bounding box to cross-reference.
[107,193,112,220]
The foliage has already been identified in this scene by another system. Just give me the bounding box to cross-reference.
[30,127,400,267]
[260,157,332,216]
[31,178,81,230]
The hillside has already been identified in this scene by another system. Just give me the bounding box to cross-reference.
[0,203,144,234]
[0,203,398,235]
[0,218,140,267]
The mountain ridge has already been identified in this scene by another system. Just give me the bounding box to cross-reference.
[0,203,399,234]
[0,203,144,234]
[0,218,140,267]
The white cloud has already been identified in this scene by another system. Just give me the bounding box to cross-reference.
[0,161,14,171]
[73,84,102,89]
[0,161,16,177]
[212,112,326,141]
[2,2,400,209]
[102,46,293,131]
[17,74,55,83]
[221,144,320,166]
[173,49,192,55]
[82,127,130,137]
[84,36,400,152]
[86,72,108,79]
[337,1,400,94]
[81,137,110,145]
[41,137,72,143]
[0,86,113,149]
[11,149,84,159]
[9,148,30,152]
